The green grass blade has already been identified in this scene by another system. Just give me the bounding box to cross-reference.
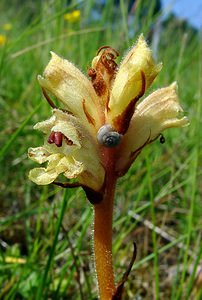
[0,103,42,161]
[35,189,69,300]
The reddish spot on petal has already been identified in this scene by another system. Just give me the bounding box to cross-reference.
[82,99,95,126]
[113,71,146,135]
[42,88,57,109]
[54,132,63,147]
[64,136,74,146]
[48,131,74,147]
[48,131,63,147]
[48,131,56,144]
[92,76,106,96]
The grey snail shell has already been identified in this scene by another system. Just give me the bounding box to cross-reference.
[97,124,122,148]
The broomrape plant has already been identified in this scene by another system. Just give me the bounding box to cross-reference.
[28,35,188,299]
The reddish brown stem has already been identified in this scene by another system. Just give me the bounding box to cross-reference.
[94,175,116,299]
[93,148,117,299]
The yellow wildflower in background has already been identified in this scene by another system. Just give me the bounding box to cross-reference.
[2,23,12,31]
[4,256,26,264]
[0,35,7,46]
[64,10,80,23]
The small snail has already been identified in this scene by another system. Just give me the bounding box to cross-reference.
[97,124,122,148]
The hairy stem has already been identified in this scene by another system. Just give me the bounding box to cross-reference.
[93,172,117,299]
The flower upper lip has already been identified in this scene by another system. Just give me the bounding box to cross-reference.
[107,34,162,123]
[37,51,103,133]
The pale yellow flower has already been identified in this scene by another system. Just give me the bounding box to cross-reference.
[28,108,104,192]
[108,35,162,120]
[2,23,12,31]
[28,35,188,199]
[64,10,80,23]
[0,34,7,46]
[115,82,188,174]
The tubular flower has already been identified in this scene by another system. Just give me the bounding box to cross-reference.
[28,35,188,202]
